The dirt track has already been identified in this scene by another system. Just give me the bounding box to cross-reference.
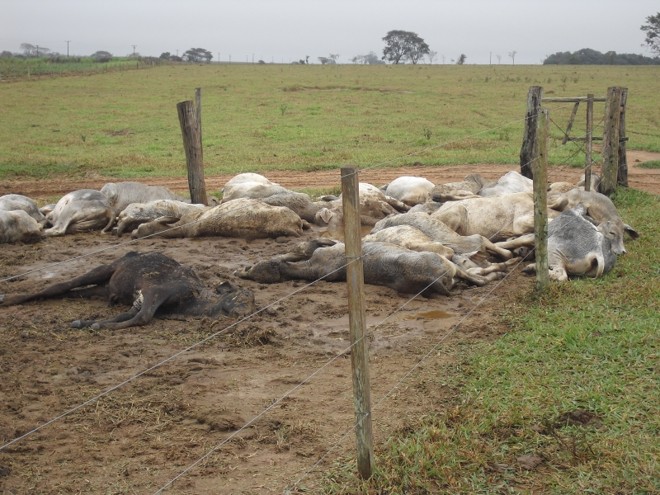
[0,152,657,494]
[1,150,659,200]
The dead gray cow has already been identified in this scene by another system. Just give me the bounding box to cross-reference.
[315,183,410,228]
[372,211,514,259]
[383,176,435,206]
[115,199,207,237]
[548,188,638,254]
[522,204,618,281]
[237,239,485,295]
[0,194,48,226]
[0,251,255,330]
[0,209,44,244]
[362,227,516,285]
[100,181,180,215]
[45,189,115,236]
[133,197,305,239]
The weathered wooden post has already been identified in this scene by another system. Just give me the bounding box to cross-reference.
[532,108,550,291]
[520,86,543,179]
[601,86,623,196]
[340,167,374,480]
[177,99,208,205]
[195,87,203,139]
[617,87,628,187]
[584,94,594,191]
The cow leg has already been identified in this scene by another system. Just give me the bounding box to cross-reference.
[472,257,521,276]
[479,236,514,259]
[77,288,168,330]
[1,263,117,306]
[495,233,535,251]
[450,263,489,287]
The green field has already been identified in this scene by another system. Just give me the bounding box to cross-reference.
[1,64,658,181]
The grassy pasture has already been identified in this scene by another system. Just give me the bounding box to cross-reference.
[0,64,658,181]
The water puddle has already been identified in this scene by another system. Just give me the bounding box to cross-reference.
[406,310,455,320]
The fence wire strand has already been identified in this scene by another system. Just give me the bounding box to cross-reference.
[1,111,559,493]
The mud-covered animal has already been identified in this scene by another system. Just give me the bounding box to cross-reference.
[237,239,490,295]
[0,194,48,226]
[45,189,115,236]
[0,252,255,330]
[0,209,44,244]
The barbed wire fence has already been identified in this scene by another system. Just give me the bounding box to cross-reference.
[0,104,597,493]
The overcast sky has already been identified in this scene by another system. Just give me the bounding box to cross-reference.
[2,0,657,64]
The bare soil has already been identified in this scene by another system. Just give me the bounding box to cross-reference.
[0,153,657,494]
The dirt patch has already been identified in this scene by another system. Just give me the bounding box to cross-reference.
[2,151,659,201]
[0,153,657,494]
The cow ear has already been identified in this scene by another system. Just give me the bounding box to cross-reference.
[624,224,639,239]
[317,208,334,224]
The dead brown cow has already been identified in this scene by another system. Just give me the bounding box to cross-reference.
[0,251,255,330]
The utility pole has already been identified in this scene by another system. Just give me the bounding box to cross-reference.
[66,40,71,57]
[131,44,137,56]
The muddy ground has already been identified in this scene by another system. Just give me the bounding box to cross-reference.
[0,155,658,494]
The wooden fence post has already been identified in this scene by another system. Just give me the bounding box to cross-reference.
[520,86,543,179]
[340,167,374,480]
[532,108,549,291]
[601,86,622,196]
[177,100,208,205]
[618,87,628,187]
[195,87,203,140]
[584,94,594,191]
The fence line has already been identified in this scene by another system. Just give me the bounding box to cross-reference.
[152,199,543,492]
[283,252,533,493]
[1,114,546,489]
[0,114,534,287]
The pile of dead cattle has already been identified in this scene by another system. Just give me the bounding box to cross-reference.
[0,171,639,328]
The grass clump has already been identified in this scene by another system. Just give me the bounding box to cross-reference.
[323,187,658,494]
[637,160,660,169]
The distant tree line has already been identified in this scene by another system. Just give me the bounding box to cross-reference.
[543,48,660,65]
[7,12,659,67]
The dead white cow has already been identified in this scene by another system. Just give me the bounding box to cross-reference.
[0,209,44,243]
[0,194,48,226]
[383,176,435,206]
[133,197,305,239]
[115,199,208,236]
[431,192,562,242]
[221,173,321,223]
[372,210,514,259]
[315,182,410,228]
[45,189,115,237]
[364,224,455,258]
[431,174,490,203]
[478,170,533,197]
[100,181,180,215]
